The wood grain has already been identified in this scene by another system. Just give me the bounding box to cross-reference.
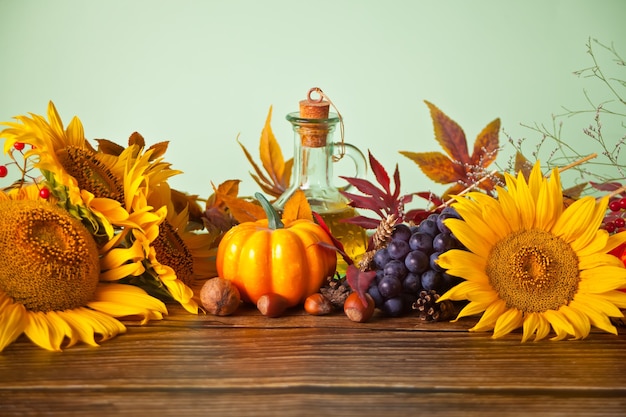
[1,305,625,416]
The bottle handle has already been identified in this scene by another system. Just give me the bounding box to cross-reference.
[333,142,367,193]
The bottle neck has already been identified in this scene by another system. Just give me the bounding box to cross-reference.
[273,115,347,212]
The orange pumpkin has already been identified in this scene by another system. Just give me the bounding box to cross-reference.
[216,194,337,307]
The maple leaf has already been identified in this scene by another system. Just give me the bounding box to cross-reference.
[238,106,293,198]
[340,150,415,229]
[399,101,502,200]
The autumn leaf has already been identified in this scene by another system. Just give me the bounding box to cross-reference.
[340,151,415,229]
[282,190,313,222]
[238,106,293,198]
[215,189,265,224]
[345,264,377,307]
[202,180,264,231]
[96,132,169,161]
[312,211,353,268]
[400,101,502,200]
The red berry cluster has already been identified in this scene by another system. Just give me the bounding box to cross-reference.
[0,142,50,199]
[603,197,626,233]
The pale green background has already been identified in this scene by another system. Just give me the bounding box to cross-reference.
[1,0,624,202]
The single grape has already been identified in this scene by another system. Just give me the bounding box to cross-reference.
[433,232,455,253]
[381,296,404,317]
[417,218,438,237]
[367,284,384,308]
[391,223,412,242]
[375,268,385,283]
[429,251,445,272]
[373,247,391,269]
[387,239,411,260]
[378,275,402,298]
[436,206,460,233]
[421,269,443,292]
[409,232,434,253]
[383,259,408,279]
[404,250,429,273]
[403,272,422,293]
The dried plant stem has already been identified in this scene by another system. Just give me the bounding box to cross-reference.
[550,153,598,177]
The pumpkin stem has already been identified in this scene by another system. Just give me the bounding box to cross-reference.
[255,192,284,229]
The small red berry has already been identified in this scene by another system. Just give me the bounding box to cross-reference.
[0,165,7,178]
[605,222,616,233]
[13,142,25,151]
[39,187,50,199]
[615,217,625,228]
[609,200,621,212]
[619,197,626,210]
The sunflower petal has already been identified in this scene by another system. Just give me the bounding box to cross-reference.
[543,310,575,339]
[0,296,28,352]
[492,307,524,338]
[578,266,626,293]
[470,299,508,332]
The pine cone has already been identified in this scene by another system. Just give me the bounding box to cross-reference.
[412,290,456,322]
[319,276,352,309]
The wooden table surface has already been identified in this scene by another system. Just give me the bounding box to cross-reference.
[1,304,625,417]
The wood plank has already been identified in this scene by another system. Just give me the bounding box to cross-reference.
[1,305,625,416]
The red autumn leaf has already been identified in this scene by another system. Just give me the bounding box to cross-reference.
[340,151,414,229]
[345,264,377,307]
[313,211,352,266]
[369,150,392,196]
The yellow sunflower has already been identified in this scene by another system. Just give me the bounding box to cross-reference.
[0,101,130,240]
[438,161,626,341]
[0,193,167,352]
[98,143,214,313]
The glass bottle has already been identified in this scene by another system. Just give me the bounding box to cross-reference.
[273,94,368,274]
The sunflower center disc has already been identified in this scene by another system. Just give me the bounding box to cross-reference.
[154,219,194,286]
[0,201,101,312]
[486,229,580,313]
[58,146,124,202]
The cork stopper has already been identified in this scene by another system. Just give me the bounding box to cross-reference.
[298,88,331,147]
[299,99,330,119]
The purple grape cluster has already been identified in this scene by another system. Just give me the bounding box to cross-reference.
[367,206,465,317]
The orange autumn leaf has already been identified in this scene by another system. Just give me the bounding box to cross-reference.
[282,190,313,222]
[400,101,502,200]
[212,181,265,224]
[238,106,293,198]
